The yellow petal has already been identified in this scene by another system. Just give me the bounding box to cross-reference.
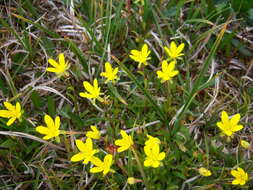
[232,179,240,185]
[152,161,160,168]
[105,62,112,73]
[170,41,177,52]
[161,60,168,72]
[75,139,86,152]
[7,117,16,126]
[91,156,103,166]
[44,115,54,128]
[167,61,176,72]
[58,53,65,66]
[90,166,103,173]
[46,67,58,73]
[36,126,50,134]
[142,44,148,54]
[231,125,243,132]
[83,81,94,93]
[176,43,185,54]
[79,92,94,99]
[93,79,98,89]
[15,102,21,113]
[230,114,240,126]
[48,58,59,68]
[221,111,229,124]
[144,159,152,167]
[117,146,128,152]
[4,102,15,111]
[0,110,11,118]
[54,116,60,130]
[130,50,140,56]
[158,152,165,160]
[71,153,85,162]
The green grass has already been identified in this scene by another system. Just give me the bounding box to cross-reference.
[0,0,253,189]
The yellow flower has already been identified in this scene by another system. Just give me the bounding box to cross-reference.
[36,115,62,140]
[129,44,151,68]
[144,143,165,168]
[46,53,70,77]
[145,134,161,147]
[231,167,248,186]
[198,167,212,177]
[115,130,134,152]
[90,154,114,176]
[216,111,243,137]
[240,140,250,149]
[0,102,22,126]
[86,125,101,140]
[100,62,119,83]
[71,138,99,164]
[156,60,179,83]
[79,79,103,103]
[164,41,184,61]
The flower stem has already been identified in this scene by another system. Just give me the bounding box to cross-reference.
[131,147,149,189]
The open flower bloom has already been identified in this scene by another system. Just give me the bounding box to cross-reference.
[198,167,212,177]
[144,143,165,168]
[115,130,134,152]
[46,53,70,77]
[216,111,243,137]
[71,138,99,164]
[36,115,62,140]
[164,41,184,61]
[86,125,101,140]
[90,154,114,176]
[129,44,151,68]
[156,60,179,83]
[240,140,250,149]
[231,167,248,186]
[0,102,22,126]
[145,134,161,147]
[79,79,104,103]
[100,62,119,83]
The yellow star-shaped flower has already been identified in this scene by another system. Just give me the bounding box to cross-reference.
[115,130,134,152]
[231,167,248,186]
[216,111,243,137]
[90,154,114,176]
[71,138,99,164]
[156,60,179,83]
[46,53,70,77]
[100,62,119,83]
[36,115,62,140]
[129,44,151,68]
[0,101,22,126]
[79,79,104,103]
[164,41,185,61]
[86,125,101,140]
[144,143,165,168]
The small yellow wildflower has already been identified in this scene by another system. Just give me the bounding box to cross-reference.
[86,125,101,140]
[216,111,243,137]
[164,41,185,61]
[145,134,161,147]
[100,62,119,83]
[79,79,104,103]
[240,140,250,149]
[71,138,99,164]
[0,102,22,126]
[36,115,62,140]
[198,167,212,177]
[129,44,151,68]
[231,167,248,186]
[90,154,114,176]
[144,143,165,168]
[156,60,179,83]
[46,53,70,77]
[115,130,134,152]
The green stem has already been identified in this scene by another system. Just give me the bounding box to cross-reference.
[131,147,149,190]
